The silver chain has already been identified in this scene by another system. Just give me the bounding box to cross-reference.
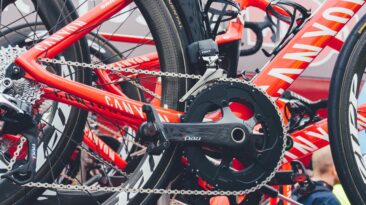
[113,72,161,100]
[18,57,288,196]
[37,58,202,80]
[23,182,271,196]
[6,136,26,171]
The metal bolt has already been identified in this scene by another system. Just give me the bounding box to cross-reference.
[13,66,20,74]
[256,114,262,120]
[180,115,185,121]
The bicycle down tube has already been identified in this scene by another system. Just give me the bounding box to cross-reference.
[13,0,366,167]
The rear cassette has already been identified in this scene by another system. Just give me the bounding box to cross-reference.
[183,82,286,191]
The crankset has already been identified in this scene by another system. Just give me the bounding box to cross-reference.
[140,82,286,191]
[182,82,285,190]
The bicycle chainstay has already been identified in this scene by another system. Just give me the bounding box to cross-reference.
[12,57,288,196]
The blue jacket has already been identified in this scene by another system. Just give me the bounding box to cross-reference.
[292,181,341,205]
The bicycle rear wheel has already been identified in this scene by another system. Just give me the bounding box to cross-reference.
[0,0,195,204]
[329,14,366,205]
[0,1,91,204]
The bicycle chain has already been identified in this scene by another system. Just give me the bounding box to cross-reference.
[6,136,26,171]
[17,57,288,196]
[6,127,129,177]
[113,72,161,100]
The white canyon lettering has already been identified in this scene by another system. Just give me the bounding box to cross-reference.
[34,20,87,52]
[104,96,170,122]
[87,131,115,161]
[266,0,363,95]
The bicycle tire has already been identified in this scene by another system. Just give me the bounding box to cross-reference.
[0,0,203,204]
[102,0,203,203]
[329,13,366,205]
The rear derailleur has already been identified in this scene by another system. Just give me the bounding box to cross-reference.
[0,78,37,184]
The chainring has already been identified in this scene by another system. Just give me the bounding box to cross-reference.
[183,82,285,191]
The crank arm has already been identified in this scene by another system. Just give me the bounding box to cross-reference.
[140,104,170,155]
[2,127,37,185]
[140,104,254,155]
[162,122,248,148]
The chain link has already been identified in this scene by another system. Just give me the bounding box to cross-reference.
[17,57,288,196]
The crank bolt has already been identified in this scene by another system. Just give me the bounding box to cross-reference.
[140,122,157,137]
[180,115,186,122]
[13,66,20,74]
[231,127,246,143]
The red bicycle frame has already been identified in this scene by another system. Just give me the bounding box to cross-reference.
[12,0,366,183]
